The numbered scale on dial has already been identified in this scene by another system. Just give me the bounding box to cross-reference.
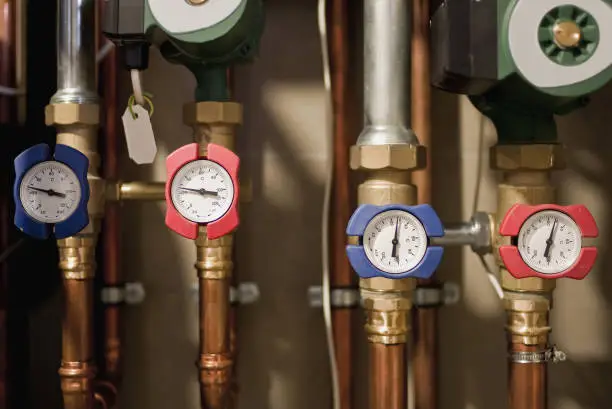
[165,143,239,240]
[13,143,90,239]
[499,204,599,280]
[346,204,445,279]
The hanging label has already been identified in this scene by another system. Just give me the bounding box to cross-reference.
[121,104,157,165]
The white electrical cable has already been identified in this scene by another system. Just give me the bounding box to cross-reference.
[130,69,145,106]
[96,41,115,64]
[318,0,341,407]
[473,114,504,300]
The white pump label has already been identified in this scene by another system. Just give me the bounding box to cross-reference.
[121,105,158,165]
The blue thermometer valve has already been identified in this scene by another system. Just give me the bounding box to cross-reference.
[13,143,90,239]
[346,204,445,280]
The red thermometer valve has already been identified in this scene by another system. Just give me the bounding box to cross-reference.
[165,143,240,240]
[499,204,598,280]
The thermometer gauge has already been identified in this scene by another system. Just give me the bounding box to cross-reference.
[499,204,599,280]
[13,143,89,239]
[165,143,239,240]
[170,159,234,224]
[19,161,81,223]
[346,204,444,279]
[363,210,428,274]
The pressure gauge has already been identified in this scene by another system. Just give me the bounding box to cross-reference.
[19,161,81,223]
[499,204,598,280]
[346,204,444,279]
[165,143,239,240]
[13,143,90,239]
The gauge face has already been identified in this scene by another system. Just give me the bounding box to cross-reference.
[362,209,428,274]
[517,210,582,275]
[18,161,81,223]
[170,159,235,224]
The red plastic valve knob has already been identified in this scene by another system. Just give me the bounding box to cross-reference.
[498,204,598,280]
[165,143,240,240]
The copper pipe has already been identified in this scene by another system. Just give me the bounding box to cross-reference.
[410,0,437,408]
[508,344,547,409]
[370,344,406,409]
[328,0,355,408]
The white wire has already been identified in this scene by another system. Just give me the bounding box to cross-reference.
[0,85,25,96]
[473,114,504,300]
[318,0,341,408]
[96,41,115,64]
[130,69,145,106]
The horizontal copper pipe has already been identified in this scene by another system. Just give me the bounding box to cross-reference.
[370,343,406,409]
[508,344,547,409]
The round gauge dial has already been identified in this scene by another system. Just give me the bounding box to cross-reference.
[170,159,234,224]
[517,210,582,275]
[18,161,81,223]
[363,209,428,274]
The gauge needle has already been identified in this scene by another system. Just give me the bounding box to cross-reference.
[543,219,558,261]
[27,186,66,198]
[179,187,219,196]
[391,218,400,261]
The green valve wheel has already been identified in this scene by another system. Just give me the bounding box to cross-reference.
[538,5,599,66]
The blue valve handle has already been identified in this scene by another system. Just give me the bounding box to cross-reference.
[13,143,90,239]
[346,204,445,280]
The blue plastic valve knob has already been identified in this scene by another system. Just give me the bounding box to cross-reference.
[13,143,90,239]
[346,204,445,279]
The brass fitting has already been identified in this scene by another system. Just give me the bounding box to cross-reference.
[47,102,104,234]
[59,361,97,409]
[106,181,166,202]
[195,227,234,281]
[198,353,233,409]
[185,102,242,154]
[350,144,426,171]
[504,294,551,345]
[360,278,415,344]
[490,144,565,171]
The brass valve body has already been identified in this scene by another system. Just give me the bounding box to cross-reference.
[492,143,565,346]
[352,144,425,345]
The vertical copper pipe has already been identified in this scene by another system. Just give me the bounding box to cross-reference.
[370,344,406,409]
[328,0,354,408]
[0,2,16,407]
[508,344,547,409]
[410,0,437,408]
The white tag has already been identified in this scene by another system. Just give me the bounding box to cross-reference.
[121,105,158,165]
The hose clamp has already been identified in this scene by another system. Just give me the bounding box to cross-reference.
[509,345,567,364]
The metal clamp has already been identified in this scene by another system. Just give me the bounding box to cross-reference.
[509,345,567,364]
[101,282,146,305]
[413,282,461,308]
[190,282,260,305]
[308,287,361,308]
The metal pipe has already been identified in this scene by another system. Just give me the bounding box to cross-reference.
[329,0,356,408]
[111,181,166,201]
[370,344,406,408]
[52,0,98,104]
[49,1,102,408]
[358,0,416,146]
[429,212,493,255]
[185,98,242,409]
[508,345,547,408]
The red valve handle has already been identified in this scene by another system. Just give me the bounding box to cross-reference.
[164,143,240,240]
[498,204,598,280]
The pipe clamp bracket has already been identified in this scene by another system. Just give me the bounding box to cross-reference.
[101,282,146,305]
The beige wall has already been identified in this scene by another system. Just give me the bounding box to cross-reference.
[118,1,612,408]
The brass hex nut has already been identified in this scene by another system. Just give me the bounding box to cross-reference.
[184,101,243,126]
[350,144,426,171]
[490,144,565,171]
[45,103,99,126]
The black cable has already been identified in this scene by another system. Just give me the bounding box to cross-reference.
[0,238,27,264]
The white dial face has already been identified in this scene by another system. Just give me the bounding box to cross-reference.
[18,161,81,223]
[170,159,235,224]
[363,210,428,274]
[517,210,582,275]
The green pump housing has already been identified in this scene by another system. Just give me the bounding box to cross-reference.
[430,0,612,143]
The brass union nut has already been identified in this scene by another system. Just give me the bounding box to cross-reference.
[184,101,243,126]
[490,144,565,171]
[45,103,99,126]
[350,144,426,171]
